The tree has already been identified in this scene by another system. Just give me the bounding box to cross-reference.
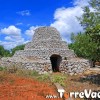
[78,0,100,29]
[4,50,11,57]
[0,45,5,57]
[70,32,75,43]
[78,0,100,42]
[0,45,11,57]
[69,33,98,67]
[11,44,25,56]
[76,0,100,66]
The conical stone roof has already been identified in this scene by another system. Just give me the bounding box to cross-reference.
[14,27,75,60]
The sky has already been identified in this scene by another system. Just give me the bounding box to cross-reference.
[0,0,89,49]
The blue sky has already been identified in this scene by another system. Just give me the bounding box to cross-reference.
[0,0,89,49]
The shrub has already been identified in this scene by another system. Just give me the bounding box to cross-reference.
[37,74,49,81]
[28,70,39,76]
[0,66,4,71]
[51,74,66,86]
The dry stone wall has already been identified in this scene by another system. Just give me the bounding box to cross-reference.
[0,57,90,75]
[60,58,90,75]
[14,49,75,60]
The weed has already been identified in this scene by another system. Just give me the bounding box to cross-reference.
[51,74,66,86]
[7,65,18,73]
[16,69,39,78]
[28,70,39,76]
[0,66,4,71]
[16,69,29,77]
[37,74,49,81]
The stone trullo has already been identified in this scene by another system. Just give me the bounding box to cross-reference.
[0,27,90,75]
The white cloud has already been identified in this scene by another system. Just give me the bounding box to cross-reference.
[5,36,12,41]
[1,37,25,50]
[50,0,90,42]
[5,35,24,42]
[0,0,91,49]
[0,25,25,49]
[0,25,21,36]
[0,40,24,50]
[0,41,17,50]
[73,0,90,6]
[0,25,38,49]
[25,26,39,37]
[16,10,31,16]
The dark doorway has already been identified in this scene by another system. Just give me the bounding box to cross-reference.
[50,54,62,72]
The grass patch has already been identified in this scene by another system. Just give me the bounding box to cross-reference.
[36,74,50,81]
[0,66,4,71]
[15,69,39,78]
[51,74,66,86]
[0,67,66,85]
[16,69,50,82]
[0,66,7,71]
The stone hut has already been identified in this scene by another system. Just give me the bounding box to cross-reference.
[0,27,90,75]
[14,27,75,60]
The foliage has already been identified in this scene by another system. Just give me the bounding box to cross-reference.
[69,33,99,61]
[51,74,66,86]
[78,0,100,30]
[15,69,49,81]
[69,0,100,67]
[37,74,49,81]
[28,70,39,76]
[0,66,4,71]
[78,0,100,45]
[0,45,4,57]
[0,66,8,76]
[4,50,11,57]
[78,0,100,46]
[0,45,11,57]
[0,44,25,57]
[70,32,75,43]
[11,44,25,56]
[16,69,39,78]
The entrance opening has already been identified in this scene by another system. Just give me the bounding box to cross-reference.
[50,54,62,72]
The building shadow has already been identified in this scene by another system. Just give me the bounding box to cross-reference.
[78,74,100,86]
[71,74,100,86]
[71,74,100,100]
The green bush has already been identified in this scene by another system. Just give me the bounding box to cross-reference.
[0,66,4,71]
[11,44,25,56]
[28,70,39,76]
[51,74,66,86]
[37,74,49,81]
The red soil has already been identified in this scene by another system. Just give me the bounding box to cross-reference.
[0,75,62,100]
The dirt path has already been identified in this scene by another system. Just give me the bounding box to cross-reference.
[0,73,62,100]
